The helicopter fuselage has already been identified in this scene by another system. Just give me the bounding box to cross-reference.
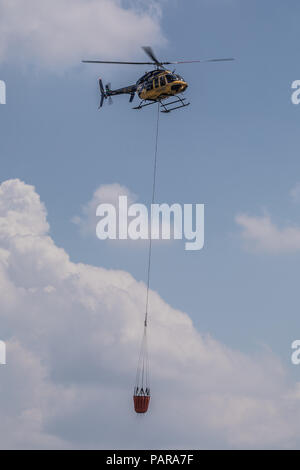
[136,69,188,101]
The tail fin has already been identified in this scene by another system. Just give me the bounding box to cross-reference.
[98,78,107,108]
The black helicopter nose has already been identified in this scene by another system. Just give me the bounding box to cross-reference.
[171,83,188,93]
[171,84,182,92]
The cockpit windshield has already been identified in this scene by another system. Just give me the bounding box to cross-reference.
[166,74,177,83]
[166,74,183,83]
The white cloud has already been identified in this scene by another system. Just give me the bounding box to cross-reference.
[72,183,137,236]
[1,179,300,448]
[0,0,166,69]
[236,213,300,254]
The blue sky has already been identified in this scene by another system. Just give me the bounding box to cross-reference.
[1,0,300,449]
[2,0,299,355]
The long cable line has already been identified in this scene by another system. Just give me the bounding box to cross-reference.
[133,103,160,414]
[144,102,160,329]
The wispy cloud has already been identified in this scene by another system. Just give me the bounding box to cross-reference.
[236,213,300,254]
[0,0,166,69]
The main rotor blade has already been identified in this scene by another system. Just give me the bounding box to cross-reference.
[82,60,155,65]
[142,46,162,66]
[82,56,235,66]
[162,58,235,64]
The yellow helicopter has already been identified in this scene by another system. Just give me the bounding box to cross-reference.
[83,47,234,113]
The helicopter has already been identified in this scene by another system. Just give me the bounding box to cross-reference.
[82,47,234,113]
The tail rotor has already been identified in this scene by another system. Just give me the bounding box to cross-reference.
[98,78,106,108]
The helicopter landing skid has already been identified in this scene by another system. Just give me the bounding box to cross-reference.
[132,96,190,113]
[160,96,190,113]
[132,100,157,110]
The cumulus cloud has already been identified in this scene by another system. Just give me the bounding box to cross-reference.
[72,183,137,236]
[1,179,300,448]
[0,0,166,69]
[236,213,300,254]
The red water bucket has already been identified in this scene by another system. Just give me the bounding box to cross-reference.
[133,395,150,413]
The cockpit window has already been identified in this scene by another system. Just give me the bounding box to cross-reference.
[166,74,177,83]
[146,81,153,91]
[160,76,166,86]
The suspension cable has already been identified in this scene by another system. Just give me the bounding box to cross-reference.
[144,103,160,329]
[134,103,160,399]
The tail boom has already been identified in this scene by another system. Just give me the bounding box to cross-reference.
[98,79,136,108]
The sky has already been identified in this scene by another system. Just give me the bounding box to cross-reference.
[1,0,300,449]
